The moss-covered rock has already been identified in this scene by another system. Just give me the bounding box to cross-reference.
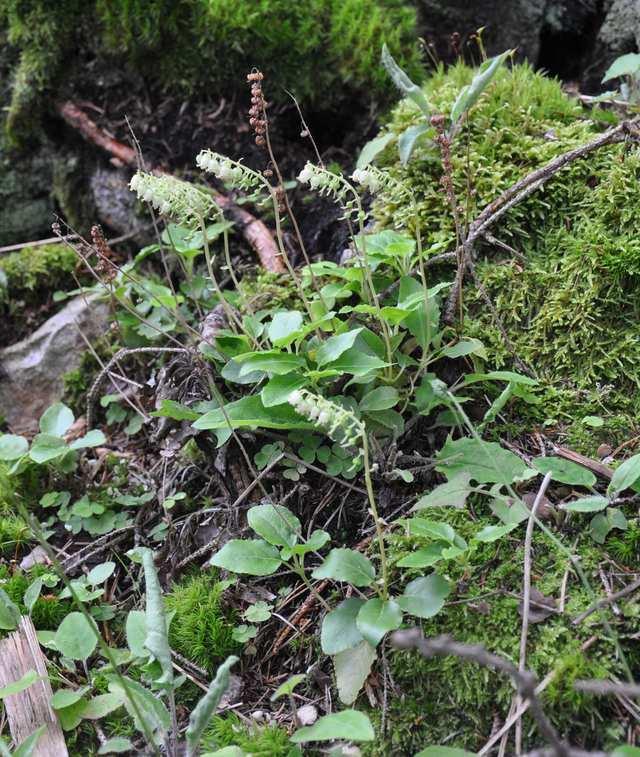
[374,62,640,448]
[366,510,633,754]
[1,0,421,142]
[0,243,77,304]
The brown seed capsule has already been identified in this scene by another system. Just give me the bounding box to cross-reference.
[597,443,613,459]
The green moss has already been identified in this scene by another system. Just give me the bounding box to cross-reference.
[370,511,633,754]
[375,62,640,444]
[0,464,17,512]
[237,270,301,313]
[0,565,73,630]
[0,515,29,557]
[201,713,291,757]
[0,243,77,305]
[1,0,84,139]
[165,573,239,674]
[2,0,420,140]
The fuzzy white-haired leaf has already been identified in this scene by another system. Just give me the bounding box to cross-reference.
[186,655,239,757]
[141,549,173,686]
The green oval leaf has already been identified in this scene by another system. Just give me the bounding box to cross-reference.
[609,453,640,496]
[39,402,74,436]
[247,504,300,548]
[561,495,609,513]
[210,539,282,576]
[356,598,403,647]
[290,709,375,743]
[0,434,29,461]
[28,434,68,464]
[54,612,98,660]
[532,457,596,487]
[397,573,451,619]
[311,548,376,587]
[321,598,365,655]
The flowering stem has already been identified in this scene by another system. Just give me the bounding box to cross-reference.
[349,191,394,379]
[361,433,389,600]
[199,219,245,336]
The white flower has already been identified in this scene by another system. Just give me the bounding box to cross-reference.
[288,389,364,450]
[196,149,261,193]
[129,170,216,227]
[297,164,314,184]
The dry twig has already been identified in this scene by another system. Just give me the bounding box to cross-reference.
[391,629,569,756]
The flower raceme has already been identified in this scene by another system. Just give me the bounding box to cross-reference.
[288,389,364,450]
[196,150,263,193]
[129,172,215,228]
[297,162,351,204]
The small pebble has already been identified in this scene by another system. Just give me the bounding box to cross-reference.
[296,704,318,726]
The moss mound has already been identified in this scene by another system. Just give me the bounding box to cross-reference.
[165,572,239,674]
[0,243,77,305]
[1,0,420,138]
[374,62,640,447]
[366,511,634,754]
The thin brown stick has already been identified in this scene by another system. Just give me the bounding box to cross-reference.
[391,629,569,756]
[516,472,553,753]
[552,445,614,481]
[443,117,640,322]
[572,575,640,625]
[478,637,598,756]
[86,346,190,427]
[574,679,640,698]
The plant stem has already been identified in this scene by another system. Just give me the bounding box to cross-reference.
[362,433,389,600]
[349,191,394,378]
[199,219,244,335]
[292,558,331,611]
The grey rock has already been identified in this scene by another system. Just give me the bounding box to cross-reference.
[0,295,110,434]
[91,167,148,240]
[417,0,548,62]
[0,144,55,246]
[599,0,640,53]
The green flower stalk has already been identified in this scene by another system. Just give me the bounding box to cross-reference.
[350,165,401,195]
[129,171,215,228]
[288,388,389,598]
[196,150,263,195]
[129,170,246,336]
[197,149,319,331]
[297,163,395,375]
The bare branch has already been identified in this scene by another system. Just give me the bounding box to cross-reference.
[390,629,569,756]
